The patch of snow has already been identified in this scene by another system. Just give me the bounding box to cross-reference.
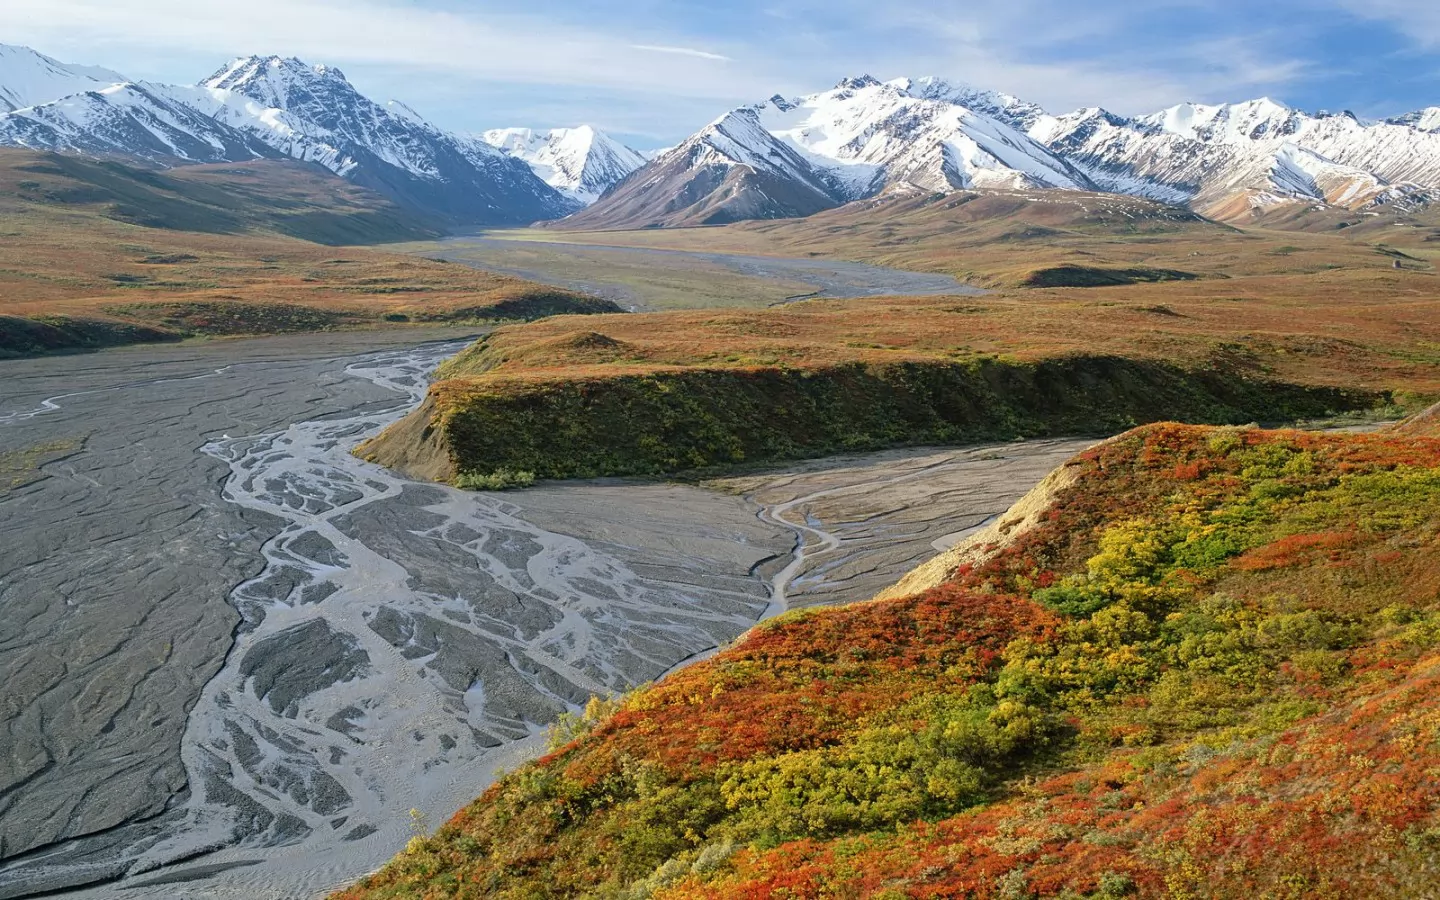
[479,125,645,204]
[0,43,127,113]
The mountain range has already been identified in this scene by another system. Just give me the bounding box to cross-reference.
[0,45,642,226]
[2,42,1439,231]
[567,76,1440,229]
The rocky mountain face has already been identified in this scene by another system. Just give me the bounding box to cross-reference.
[0,46,575,226]
[479,126,646,204]
[196,56,578,224]
[0,81,281,164]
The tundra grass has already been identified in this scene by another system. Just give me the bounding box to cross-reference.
[0,439,81,491]
[0,149,618,355]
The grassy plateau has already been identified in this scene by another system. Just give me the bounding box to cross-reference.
[358,277,1439,484]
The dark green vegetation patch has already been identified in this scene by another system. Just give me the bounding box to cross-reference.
[0,314,180,358]
[1023,265,1202,288]
[434,355,1383,481]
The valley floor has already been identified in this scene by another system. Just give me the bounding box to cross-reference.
[405,234,979,311]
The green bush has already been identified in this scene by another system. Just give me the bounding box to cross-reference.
[453,468,536,491]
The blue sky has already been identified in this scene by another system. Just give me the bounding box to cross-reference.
[8,0,1440,148]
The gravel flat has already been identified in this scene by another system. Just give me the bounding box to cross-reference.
[1,330,1091,899]
[422,236,981,309]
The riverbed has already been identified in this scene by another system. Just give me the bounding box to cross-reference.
[0,333,1085,899]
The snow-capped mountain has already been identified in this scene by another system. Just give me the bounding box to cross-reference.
[193,56,577,223]
[565,75,1093,228]
[0,81,281,164]
[0,48,575,226]
[1032,98,1440,217]
[5,43,1440,230]
[0,44,126,112]
[1390,108,1440,134]
[894,76,1050,132]
[568,72,1440,228]
[479,126,645,204]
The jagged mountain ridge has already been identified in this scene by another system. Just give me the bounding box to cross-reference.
[562,75,1095,228]
[3,42,1439,230]
[479,126,646,204]
[0,44,126,112]
[1032,98,1440,217]
[568,77,1440,229]
[0,47,575,226]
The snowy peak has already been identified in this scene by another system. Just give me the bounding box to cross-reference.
[567,73,1092,229]
[201,55,353,109]
[891,76,1049,131]
[186,52,578,222]
[1138,98,1305,143]
[750,75,1089,194]
[835,74,883,91]
[479,125,645,204]
[1390,108,1440,133]
[0,44,126,113]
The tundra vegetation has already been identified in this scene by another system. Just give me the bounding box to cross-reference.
[0,149,617,357]
[335,421,1440,899]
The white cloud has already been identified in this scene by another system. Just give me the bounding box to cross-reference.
[1327,0,1440,47]
[7,0,761,100]
[631,45,731,62]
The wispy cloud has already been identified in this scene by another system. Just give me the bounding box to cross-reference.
[1327,0,1440,47]
[5,0,1436,142]
[5,0,765,100]
[631,44,731,62]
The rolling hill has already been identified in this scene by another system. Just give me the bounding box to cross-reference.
[0,147,617,357]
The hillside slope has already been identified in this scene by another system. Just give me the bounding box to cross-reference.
[0,149,442,243]
[336,422,1440,898]
[0,148,618,356]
